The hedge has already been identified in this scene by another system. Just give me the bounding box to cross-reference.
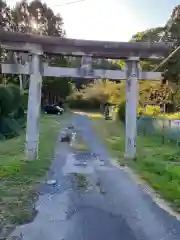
[0,84,26,140]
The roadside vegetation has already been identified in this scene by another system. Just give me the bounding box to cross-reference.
[2,0,180,231]
[73,173,89,190]
[91,116,180,212]
[0,114,70,238]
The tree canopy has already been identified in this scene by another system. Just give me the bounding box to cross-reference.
[130,5,180,87]
[1,1,180,109]
[0,0,72,103]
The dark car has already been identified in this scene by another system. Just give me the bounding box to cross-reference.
[44,104,64,115]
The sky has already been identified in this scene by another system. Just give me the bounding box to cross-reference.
[6,0,180,41]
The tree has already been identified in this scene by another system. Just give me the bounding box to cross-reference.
[0,0,12,30]
[130,6,180,109]
[131,27,164,43]
[42,77,73,105]
[79,79,124,105]
[11,0,65,36]
[3,0,71,102]
[0,0,13,84]
[68,57,125,89]
[157,5,180,87]
[130,27,165,72]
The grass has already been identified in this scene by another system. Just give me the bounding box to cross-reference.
[0,113,70,237]
[90,116,180,212]
[73,173,88,190]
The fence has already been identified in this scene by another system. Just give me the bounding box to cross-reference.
[137,116,180,147]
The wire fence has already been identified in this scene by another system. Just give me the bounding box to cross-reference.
[137,116,180,153]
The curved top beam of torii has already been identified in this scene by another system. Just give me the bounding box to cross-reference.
[0,29,171,59]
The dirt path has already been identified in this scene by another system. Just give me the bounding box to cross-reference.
[8,114,180,240]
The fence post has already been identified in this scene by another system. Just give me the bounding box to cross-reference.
[137,116,140,136]
[168,119,171,129]
[162,119,165,144]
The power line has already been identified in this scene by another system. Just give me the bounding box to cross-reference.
[50,0,86,7]
[159,18,173,43]
[155,11,179,71]
[7,0,86,7]
[154,45,180,71]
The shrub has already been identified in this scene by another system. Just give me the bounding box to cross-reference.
[118,101,126,122]
[8,84,21,114]
[0,84,22,117]
[144,105,161,116]
[0,84,26,140]
[0,117,22,139]
[0,85,14,117]
[68,98,100,110]
[22,91,29,110]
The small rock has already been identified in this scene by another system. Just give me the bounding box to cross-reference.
[74,162,87,167]
[68,125,74,130]
[46,180,57,185]
[9,235,23,240]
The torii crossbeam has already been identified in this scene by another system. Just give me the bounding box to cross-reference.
[0,29,171,160]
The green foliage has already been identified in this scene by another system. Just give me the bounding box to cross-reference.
[68,95,100,110]
[91,118,180,212]
[0,84,22,117]
[0,84,25,140]
[22,91,29,110]
[0,117,22,139]
[130,27,165,73]
[82,80,123,105]
[0,0,68,144]
[10,0,65,36]
[7,84,22,114]
[68,77,174,114]
[71,58,124,70]
[131,27,164,43]
[0,115,69,234]
[0,85,14,117]
[131,6,180,89]
[69,77,174,114]
[43,77,72,104]
[68,79,125,110]
[118,101,126,122]
[139,81,173,106]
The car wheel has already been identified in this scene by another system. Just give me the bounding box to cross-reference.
[57,112,61,115]
[44,111,47,114]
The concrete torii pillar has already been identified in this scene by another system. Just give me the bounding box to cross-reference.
[124,57,140,159]
[25,44,43,160]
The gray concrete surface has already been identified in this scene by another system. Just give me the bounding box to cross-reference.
[9,114,180,240]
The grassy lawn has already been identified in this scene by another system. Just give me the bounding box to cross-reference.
[91,116,180,212]
[0,113,70,237]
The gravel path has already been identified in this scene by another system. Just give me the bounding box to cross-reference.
[8,114,180,240]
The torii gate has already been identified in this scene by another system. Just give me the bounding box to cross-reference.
[0,30,170,160]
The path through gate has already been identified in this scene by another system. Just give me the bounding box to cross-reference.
[0,30,170,160]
